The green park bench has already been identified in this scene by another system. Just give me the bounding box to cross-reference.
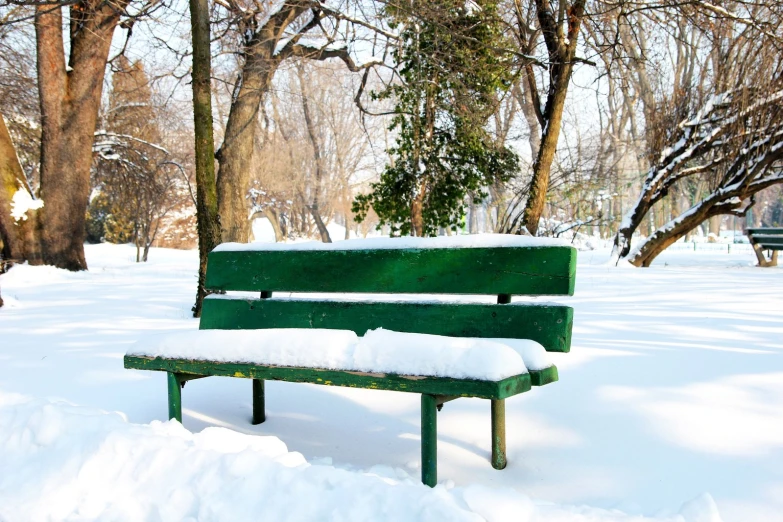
[124,238,576,486]
[748,228,782,267]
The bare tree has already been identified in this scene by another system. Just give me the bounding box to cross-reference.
[211,0,384,243]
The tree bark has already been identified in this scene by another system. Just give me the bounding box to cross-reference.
[520,0,587,235]
[215,5,312,243]
[0,114,42,265]
[35,2,127,271]
[190,0,222,317]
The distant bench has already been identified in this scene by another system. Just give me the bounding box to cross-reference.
[748,228,782,267]
[125,236,576,486]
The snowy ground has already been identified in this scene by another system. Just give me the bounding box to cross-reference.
[1,242,781,521]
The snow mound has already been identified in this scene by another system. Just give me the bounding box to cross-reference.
[214,233,570,252]
[0,393,723,522]
[128,328,535,381]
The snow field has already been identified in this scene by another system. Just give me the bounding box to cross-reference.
[0,392,720,522]
[1,242,782,521]
[130,327,549,381]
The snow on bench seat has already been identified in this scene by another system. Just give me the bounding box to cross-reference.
[128,328,552,382]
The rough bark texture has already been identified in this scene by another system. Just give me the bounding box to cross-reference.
[0,114,42,265]
[35,2,127,271]
[520,0,587,235]
[215,1,379,244]
[216,5,312,243]
[190,0,222,317]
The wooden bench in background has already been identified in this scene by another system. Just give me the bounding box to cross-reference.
[748,228,782,267]
[125,238,576,486]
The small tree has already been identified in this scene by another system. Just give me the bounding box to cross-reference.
[353,0,518,236]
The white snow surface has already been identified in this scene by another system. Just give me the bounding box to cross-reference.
[214,233,570,252]
[0,392,719,522]
[2,242,782,521]
[128,328,531,381]
[10,183,44,222]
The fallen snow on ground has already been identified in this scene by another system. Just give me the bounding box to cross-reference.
[0,392,720,522]
[130,327,534,380]
[1,243,781,522]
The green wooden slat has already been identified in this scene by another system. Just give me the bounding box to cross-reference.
[124,355,532,400]
[751,236,783,245]
[205,246,576,296]
[757,245,783,251]
[530,365,559,386]
[200,297,573,353]
[747,228,783,235]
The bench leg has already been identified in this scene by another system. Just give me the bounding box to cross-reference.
[491,399,507,470]
[167,372,183,423]
[421,394,438,487]
[252,379,266,425]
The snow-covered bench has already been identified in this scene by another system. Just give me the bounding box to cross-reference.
[748,228,782,267]
[124,236,576,486]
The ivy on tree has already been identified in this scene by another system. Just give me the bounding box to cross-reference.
[353,0,519,236]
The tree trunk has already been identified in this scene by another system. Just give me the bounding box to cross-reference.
[216,46,279,243]
[261,208,285,242]
[0,114,42,265]
[298,64,332,243]
[190,0,222,317]
[214,5,311,243]
[520,0,586,235]
[708,215,721,241]
[35,2,127,271]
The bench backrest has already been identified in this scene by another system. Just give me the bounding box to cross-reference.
[200,240,576,353]
[748,228,783,250]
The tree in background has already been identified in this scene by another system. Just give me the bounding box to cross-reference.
[90,57,190,262]
[34,0,137,270]
[353,0,519,236]
[190,0,221,317]
[210,0,383,243]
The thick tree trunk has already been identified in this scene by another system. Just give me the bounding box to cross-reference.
[216,48,278,243]
[520,0,586,235]
[190,0,222,317]
[215,6,310,244]
[0,114,42,264]
[35,3,126,271]
[708,215,721,240]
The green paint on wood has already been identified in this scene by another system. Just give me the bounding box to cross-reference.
[206,246,576,296]
[125,356,531,400]
[421,394,438,487]
[491,399,506,470]
[167,372,182,422]
[747,228,783,234]
[252,379,265,424]
[200,298,573,353]
[530,365,559,386]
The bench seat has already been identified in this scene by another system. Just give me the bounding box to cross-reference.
[126,327,558,389]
